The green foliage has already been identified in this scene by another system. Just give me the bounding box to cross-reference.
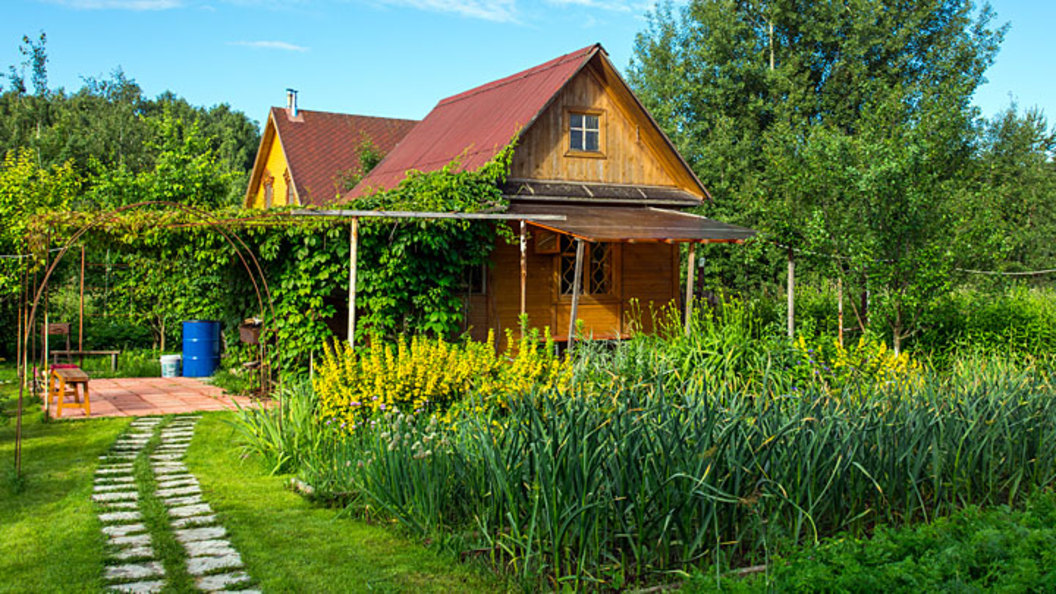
[630,0,1018,347]
[688,491,1056,593]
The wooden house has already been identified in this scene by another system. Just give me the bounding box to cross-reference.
[344,44,753,342]
[245,91,417,208]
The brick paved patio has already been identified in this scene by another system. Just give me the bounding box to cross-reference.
[47,377,257,419]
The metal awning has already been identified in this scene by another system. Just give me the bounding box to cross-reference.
[506,203,756,243]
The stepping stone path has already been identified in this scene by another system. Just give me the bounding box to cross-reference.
[95,416,259,593]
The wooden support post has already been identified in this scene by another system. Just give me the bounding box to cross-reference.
[837,276,844,348]
[347,218,359,348]
[16,262,24,390]
[519,220,527,321]
[684,243,696,336]
[787,246,795,339]
[567,239,585,351]
[79,245,85,352]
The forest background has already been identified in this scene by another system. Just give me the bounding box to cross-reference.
[1,0,1054,371]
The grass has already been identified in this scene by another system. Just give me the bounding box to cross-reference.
[185,412,503,593]
[0,373,130,593]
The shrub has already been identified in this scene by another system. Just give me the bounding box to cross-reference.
[313,328,571,430]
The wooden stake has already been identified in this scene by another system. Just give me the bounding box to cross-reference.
[519,220,527,321]
[79,245,85,351]
[567,239,585,351]
[837,276,844,348]
[787,246,794,339]
[347,218,359,348]
[684,243,696,336]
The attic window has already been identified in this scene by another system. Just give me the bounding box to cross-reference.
[569,112,601,153]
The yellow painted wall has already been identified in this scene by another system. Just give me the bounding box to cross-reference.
[248,121,296,208]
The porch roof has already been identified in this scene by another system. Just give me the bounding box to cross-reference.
[507,203,756,244]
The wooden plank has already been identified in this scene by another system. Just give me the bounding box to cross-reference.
[348,218,359,347]
[567,239,585,349]
[685,243,695,336]
[787,246,795,338]
[519,220,527,320]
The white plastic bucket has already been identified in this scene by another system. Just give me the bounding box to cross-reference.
[160,355,181,378]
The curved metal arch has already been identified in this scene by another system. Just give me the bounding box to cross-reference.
[15,201,280,477]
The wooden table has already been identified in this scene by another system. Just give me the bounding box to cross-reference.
[51,350,121,371]
[49,367,91,418]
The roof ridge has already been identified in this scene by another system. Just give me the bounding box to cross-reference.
[436,44,597,108]
[270,106,419,122]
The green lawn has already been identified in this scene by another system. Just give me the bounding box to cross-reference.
[0,363,501,593]
[184,412,503,593]
[0,380,130,593]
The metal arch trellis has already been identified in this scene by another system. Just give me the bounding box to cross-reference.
[14,200,281,479]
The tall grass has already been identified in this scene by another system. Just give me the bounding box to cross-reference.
[231,300,1056,588]
[274,354,1056,589]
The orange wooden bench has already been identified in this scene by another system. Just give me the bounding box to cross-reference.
[49,367,91,418]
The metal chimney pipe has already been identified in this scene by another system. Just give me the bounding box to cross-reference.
[286,88,298,117]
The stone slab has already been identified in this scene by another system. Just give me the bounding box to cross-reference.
[94,491,139,502]
[163,495,203,507]
[99,511,142,523]
[100,501,139,510]
[171,514,217,529]
[174,526,226,544]
[156,485,201,498]
[104,561,164,581]
[109,533,153,547]
[185,553,242,576]
[96,483,135,493]
[108,579,165,593]
[97,467,134,475]
[183,538,237,558]
[194,571,250,591]
[168,503,212,518]
[96,476,136,485]
[150,454,184,461]
[102,523,147,537]
[110,545,155,562]
[156,477,197,489]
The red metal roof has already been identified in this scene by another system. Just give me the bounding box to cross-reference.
[348,44,600,198]
[272,107,417,206]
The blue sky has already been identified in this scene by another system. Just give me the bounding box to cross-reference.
[4,0,1054,130]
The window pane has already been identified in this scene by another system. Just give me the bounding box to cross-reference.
[585,131,599,152]
[585,114,599,130]
[570,113,583,128]
[589,243,611,294]
[570,129,583,151]
[559,235,578,296]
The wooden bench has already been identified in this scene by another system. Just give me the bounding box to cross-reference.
[51,350,121,371]
[49,367,91,418]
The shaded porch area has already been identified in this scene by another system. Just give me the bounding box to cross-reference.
[46,376,257,419]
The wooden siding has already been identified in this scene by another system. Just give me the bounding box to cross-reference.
[510,61,696,194]
[468,235,679,342]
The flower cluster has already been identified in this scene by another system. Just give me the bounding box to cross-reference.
[793,335,923,394]
[313,329,572,432]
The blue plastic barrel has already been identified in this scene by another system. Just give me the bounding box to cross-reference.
[182,320,221,377]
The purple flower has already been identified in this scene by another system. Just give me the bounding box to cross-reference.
[351,401,361,407]
[379,404,387,410]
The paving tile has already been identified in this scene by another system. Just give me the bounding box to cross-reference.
[100,501,139,510]
[156,476,197,488]
[105,561,165,581]
[194,571,250,591]
[99,511,142,523]
[102,523,147,537]
[109,533,153,547]
[96,476,136,485]
[171,514,217,529]
[164,495,203,507]
[183,538,238,558]
[173,526,226,544]
[156,485,201,498]
[185,553,242,576]
[110,545,156,562]
[93,491,139,502]
[108,579,165,593]
[168,503,213,518]
[96,483,135,493]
